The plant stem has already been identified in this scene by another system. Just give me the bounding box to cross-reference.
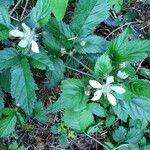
[66,66,96,79]
[113,144,131,150]
[84,133,110,150]
[70,55,94,75]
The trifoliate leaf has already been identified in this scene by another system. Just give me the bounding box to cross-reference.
[46,57,65,89]
[71,0,110,37]
[29,52,54,70]
[11,58,37,115]
[0,48,20,70]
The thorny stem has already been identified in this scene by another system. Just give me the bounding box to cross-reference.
[66,66,96,79]
[70,55,94,75]
[84,133,110,150]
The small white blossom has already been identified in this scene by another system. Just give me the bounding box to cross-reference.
[117,71,128,79]
[80,41,86,47]
[89,76,125,106]
[9,23,39,53]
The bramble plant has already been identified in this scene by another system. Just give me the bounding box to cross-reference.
[0,0,150,149]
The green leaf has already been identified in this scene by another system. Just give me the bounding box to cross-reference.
[0,70,11,92]
[51,0,69,20]
[108,29,150,63]
[0,24,9,40]
[29,52,54,70]
[105,115,115,127]
[71,0,110,37]
[127,80,150,98]
[63,109,94,131]
[46,57,65,89]
[33,102,49,123]
[11,58,37,115]
[125,128,143,144]
[94,54,112,77]
[0,48,20,70]
[109,0,123,13]
[87,103,106,117]
[0,5,10,27]
[0,90,4,110]
[112,126,127,143]
[113,97,150,121]
[75,35,107,54]
[112,127,143,144]
[43,18,74,55]
[47,79,88,112]
[30,0,52,26]
[0,115,17,138]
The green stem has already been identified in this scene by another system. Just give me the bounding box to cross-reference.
[113,144,131,150]
[66,66,96,79]
[70,55,94,75]
[84,133,110,150]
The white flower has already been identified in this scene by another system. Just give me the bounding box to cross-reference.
[89,76,125,106]
[117,71,128,79]
[9,23,39,53]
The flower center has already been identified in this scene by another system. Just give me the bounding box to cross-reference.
[24,30,37,42]
[101,84,111,95]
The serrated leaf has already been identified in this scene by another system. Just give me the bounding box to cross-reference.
[51,0,69,20]
[63,109,94,131]
[46,58,65,89]
[29,52,54,70]
[33,102,49,123]
[0,70,11,92]
[43,18,74,55]
[125,128,143,144]
[75,35,107,54]
[112,126,127,143]
[87,103,106,117]
[127,80,150,98]
[108,29,150,63]
[0,48,20,70]
[94,54,112,77]
[113,97,150,121]
[11,58,37,115]
[30,0,52,26]
[0,5,10,27]
[47,79,88,112]
[0,115,17,138]
[71,0,110,37]
[0,24,9,40]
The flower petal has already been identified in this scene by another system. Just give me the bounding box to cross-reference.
[89,80,102,88]
[106,76,114,85]
[18,40,28,48]
[111,86,125,94]
[31,40,39,53]
[9,29,24,38]
[22,23,31,32]
[91,90,102,101]
[107,93,117,106]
